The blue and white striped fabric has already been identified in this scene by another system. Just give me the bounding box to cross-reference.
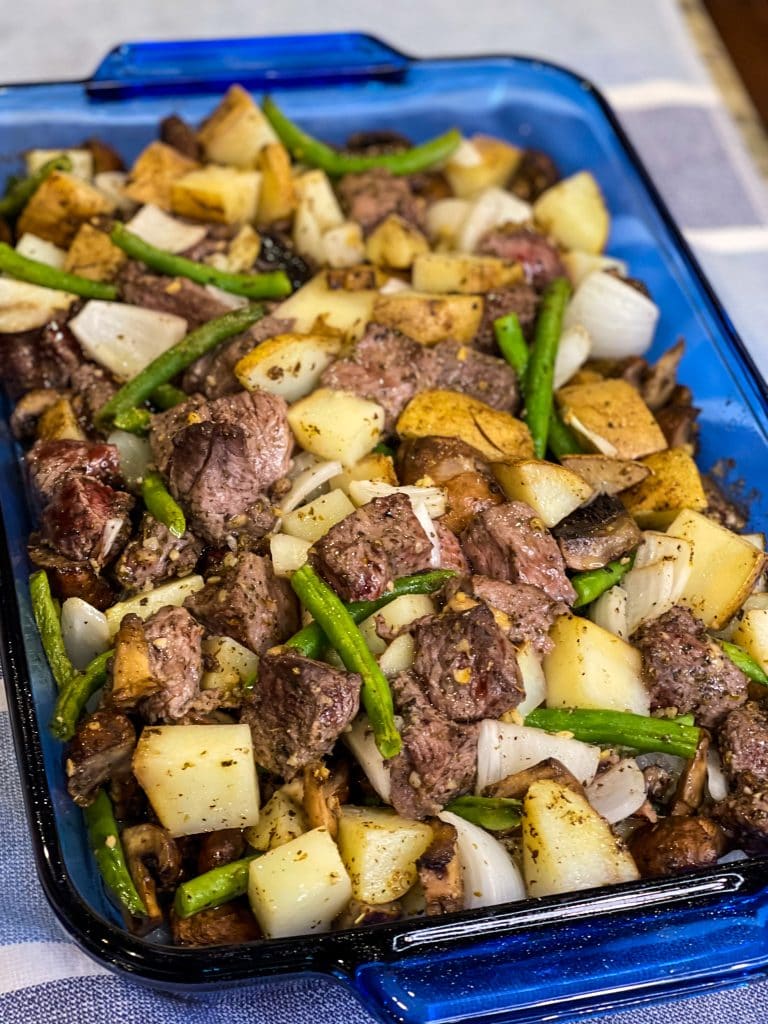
[2,1,768,1021]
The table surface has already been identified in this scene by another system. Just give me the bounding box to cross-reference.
[2,2,768,1022]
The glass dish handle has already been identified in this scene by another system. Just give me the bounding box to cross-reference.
[87,33,409,98]
[352,868,768,1023]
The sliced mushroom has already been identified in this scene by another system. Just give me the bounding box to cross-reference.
[65,709,136,808]
[484,757,585,800]
[416,817,463,916]
[10,388,69,440]
[334,898,403,930]
[170,902,260,946]
[197,828,246,874]
[302,761,349,840]
[109,613,160,710]
[671,731,710,817]
[628,815,727,878]
[122,823,182,929]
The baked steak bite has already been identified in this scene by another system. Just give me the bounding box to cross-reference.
[40,475,134,567]
[450,575,568,655]
[114,513,203,594]
[140,606,208,722]
[27,438,122,505]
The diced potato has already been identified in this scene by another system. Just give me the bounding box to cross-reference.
[0,278,77,332]
[337,807,433,904]
[270,533,312,577]
[522,779,639,897]
[223,224,261,273]
[330,453,398,493]
[294,169,345,231]
[411,251,523,294]
[200,635,258,696]
[491,459,593,528]
[425,197,471,246]
[124,141,199,210]
[560,249,627,286]
[322,220,366,269]
[27,147,94,180]
[458,186,532,253]
[16,232,66,268]
[544,614,649,715]
[133,724,260,837]
[288,388,385,467]
[245,783,308,852]
[443,134,522,199]
[249,827,351,937]
[94,170,136,215]
[105,575,205,637]
[366,214,429,270]
[372,291,483,345]
[620,447,708,528]
[666,509,765,628]
[733,608,768,672]
[560,454,651,496]
[275,272,376,341]
[17,170,114,247]
[257,142,296,225]
[64,222,126,282]
[326,265,387,292]
[533,171,610,254]
[198,85,277,167]
[171,165,261,224]
[37,397,86,442]
[281,488,356,543]
[557,379,668,459]
[397,390,534,462]
[234,332,343,403]
[378,634,415,678]
[358,594,436,656]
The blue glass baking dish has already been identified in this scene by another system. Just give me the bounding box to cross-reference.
[1,31,768,1024]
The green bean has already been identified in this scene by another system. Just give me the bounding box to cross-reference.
[0,154,72,218]
[547,409,583,458]
[50,649,114,741]
[525,707,700,759]
[30,570,74,691]
[263,97,461,177]
[524,277,572,458]
[718,640,768,686]
[291,565,401,758]
[284,569,456,659]
[571,553,636,609]
[142,470,186,538]
[173,855,258,918]
[83,789,147,918]
[150,383,188,410]
[494,312,529,380]
[0,242,118,300]
[445,795,521,831]
[110,223,292,300]
[113,407,152,435]
[94,304,264,430]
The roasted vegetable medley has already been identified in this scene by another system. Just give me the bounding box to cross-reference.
[3,85,768,946]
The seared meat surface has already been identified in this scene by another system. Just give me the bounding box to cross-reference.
[65,709,136,807]
[114,513,203,593]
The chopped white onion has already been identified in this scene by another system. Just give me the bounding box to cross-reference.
[718,850,748,864]
[476,720,600,793]
[69,301,188,381]
[0,278,77,332]
[633,532,693,570]
[515,642,547,716]
[622,555,691,635]
[94,171,136,214]
[378,634,415,678]
[60,597,110,670]
[412,498,441,568]
[448,138,483,167]
[16,233,66,269]
[278,460,343,516]
[322,221,366,269]
[438,810,526,909]
[458,187,532,253]
[706,748,729,802]
[125,203,207,254]
[585,758,646,824]
[564,270,659,359]
[269,534,312,577]
[553,323,591,389]
[107,429,152,489]
[289,451,321,478]
[204,284,248,310]
[344,716,394,803]
[379,276,410,295]
[589,585,628,639]
[348,480,447,518]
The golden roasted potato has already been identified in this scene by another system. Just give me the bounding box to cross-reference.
[234,332,344,403]
[275,272,376,341]
[217,223,261,273]
[556,379,668,460]
[17,171,114,247]
[326,265,387,292]
[256,142,296,225]
[37,397,86,442]
[171,165,261,224]
[397,390,534,462]
[491,459,593,528]
[559,454,651,496]
[411,252,523,294]
[533,170,610,254]
[123,141,199,210]
[245,783,308,852]
[287,387,385,467]
[372,291,484,345]
[337,807,433,904]
[64,223,126,282]
[365,214,429,270]
[281,489,356,543]
[198,84,277,167]
[620,447,708,528]
[443,134,523,198]
[330,452,398,493]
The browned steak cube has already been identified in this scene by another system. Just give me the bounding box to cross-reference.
[41,475,133,566]
[27,438,121,505]
[141,606,207,722]
[114,513,203,594]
